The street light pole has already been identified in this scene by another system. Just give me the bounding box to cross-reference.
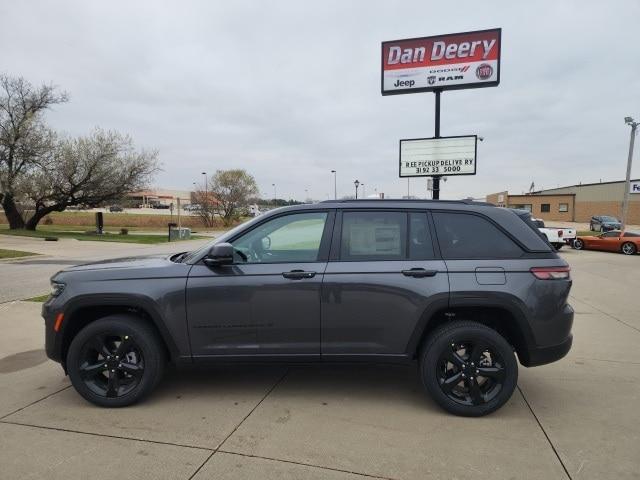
[362,183,365,198]
[331,170,337,199]
[201,172,207,203]
[272,183,277,205]
[622,117,638,231]
[354,179,360,199]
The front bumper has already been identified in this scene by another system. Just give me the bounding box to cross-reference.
[42,300,64,364]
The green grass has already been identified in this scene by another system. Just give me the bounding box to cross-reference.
[0,227,206,244]
[24,294,49,302]
[0,248,39,259]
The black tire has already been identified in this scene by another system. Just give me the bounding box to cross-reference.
[552,243,563,250]
[420,321,518,417]
[621,242,637,255]
[589,223,593,231]
[573,238,584,250]
[67,315,166,407]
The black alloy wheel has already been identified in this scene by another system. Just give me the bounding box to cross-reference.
[77,333,144,398]
[67,315,165,407]
[420,321,518,417]
[436,340,506,407]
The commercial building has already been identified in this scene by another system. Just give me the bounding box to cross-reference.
[127,189,193,208]
[486,179,640,224]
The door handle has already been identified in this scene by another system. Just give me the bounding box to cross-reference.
[401,268,437,278]
[282,270,316,280]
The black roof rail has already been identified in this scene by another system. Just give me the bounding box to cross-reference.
[320,199,495,206]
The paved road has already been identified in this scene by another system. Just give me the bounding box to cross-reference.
[0,235,212,302]
[0,242,638,479]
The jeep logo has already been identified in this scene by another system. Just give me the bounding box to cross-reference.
[394,79,415,88]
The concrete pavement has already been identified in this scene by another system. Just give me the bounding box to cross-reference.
[0,247,638,479]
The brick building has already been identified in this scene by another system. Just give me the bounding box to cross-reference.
[486,179,640,224]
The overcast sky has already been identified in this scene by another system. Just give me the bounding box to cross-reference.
[2,1,639,201]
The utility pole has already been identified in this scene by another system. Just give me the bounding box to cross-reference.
[331,170,337,199]
[622,117,638,230]
[432,90,441,200]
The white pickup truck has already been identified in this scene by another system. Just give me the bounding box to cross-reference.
[532,218,576,250]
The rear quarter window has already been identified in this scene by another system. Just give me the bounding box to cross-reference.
[433,212,524,259]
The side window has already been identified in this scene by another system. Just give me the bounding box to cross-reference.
[433,212,523,259]
[409,212,435,259]
[602,231,620,238]
[232,212,328,263]
[340,211,406,261]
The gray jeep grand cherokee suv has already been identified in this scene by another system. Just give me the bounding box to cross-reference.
[43,200,573,416]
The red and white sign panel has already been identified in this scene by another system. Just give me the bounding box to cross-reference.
[382,29,501,95]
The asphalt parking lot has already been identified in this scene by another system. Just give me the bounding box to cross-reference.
[0,242,638,479]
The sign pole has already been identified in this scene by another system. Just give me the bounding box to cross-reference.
[432,89,442,200]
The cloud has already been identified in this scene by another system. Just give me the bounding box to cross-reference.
[1,0,638,200]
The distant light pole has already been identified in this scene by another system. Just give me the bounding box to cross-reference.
[331,170,337,199]
[305,189,309,202]
[622,117,638,231]
[354,179,360,199]
[201,172,207,202]
[272,183,277,205]
[361,183,366,198]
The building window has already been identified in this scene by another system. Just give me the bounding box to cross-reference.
[559,203,569,212]
[541,204,550,213]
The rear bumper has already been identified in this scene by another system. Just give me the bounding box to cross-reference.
[521,334,573,367]
[520,303,574,367]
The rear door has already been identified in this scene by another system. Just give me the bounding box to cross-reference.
[321,209,449,357]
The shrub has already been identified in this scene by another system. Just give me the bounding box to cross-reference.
[120,228,129,235]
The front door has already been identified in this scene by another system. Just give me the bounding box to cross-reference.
[321,210,449,357]
[187,210,333,358]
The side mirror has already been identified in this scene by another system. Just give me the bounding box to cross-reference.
[203,243,234,267]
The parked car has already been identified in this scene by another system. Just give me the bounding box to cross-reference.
[590,215,622,232]
[573,230,640,255]
[108,205,124,212]
[184,203,202,212]
[531,218,576,250]
[43,200,573,417]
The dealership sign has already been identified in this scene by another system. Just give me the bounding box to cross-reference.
[631,181,640,193]
[399,135,477,177]
[382,29,501,95]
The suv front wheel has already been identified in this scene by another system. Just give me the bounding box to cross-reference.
[420,321,518,417]
[67,315,166,407]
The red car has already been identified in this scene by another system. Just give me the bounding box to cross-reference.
[573,230,640,255]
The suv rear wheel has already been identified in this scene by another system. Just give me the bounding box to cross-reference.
[67,315,166,407]
[420,321,518,417]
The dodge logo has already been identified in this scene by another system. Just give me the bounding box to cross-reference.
[427,76,436,85]
[476,64,493,80]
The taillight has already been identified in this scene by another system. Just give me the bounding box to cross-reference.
[530,266,570,280]
[558,230,563,237]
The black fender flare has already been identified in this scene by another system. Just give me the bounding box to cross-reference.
[60,293,182,361]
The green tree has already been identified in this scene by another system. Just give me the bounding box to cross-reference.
[207,169,258,226]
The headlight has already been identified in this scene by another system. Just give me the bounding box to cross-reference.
[50,281,65,297]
